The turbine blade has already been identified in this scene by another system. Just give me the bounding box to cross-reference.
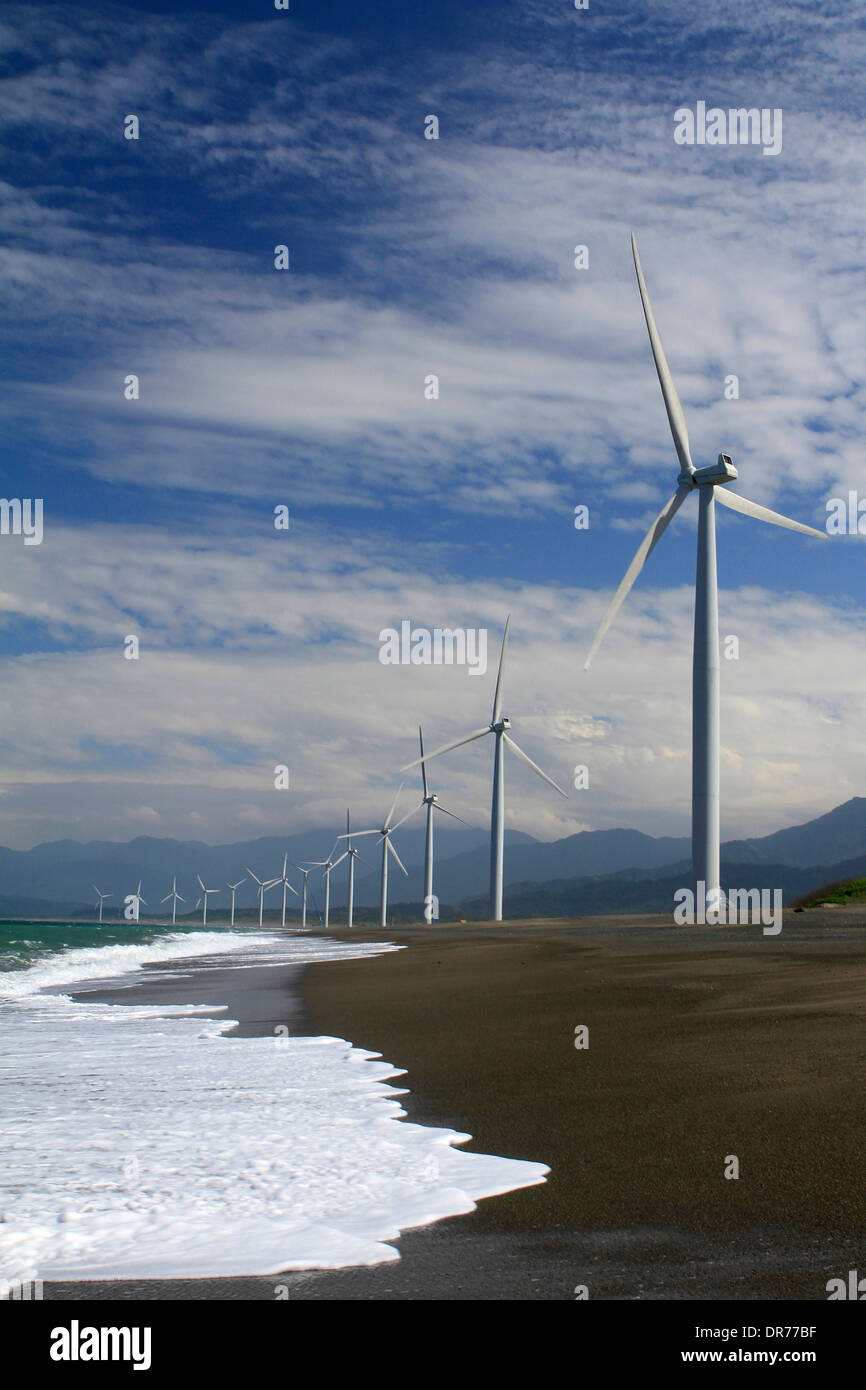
[713,486,827,539]
[631,233,695,475]
[160,893,170,903]
[401,726,491,770]
[336,828,380,840]
[177,894,185,902]
[387,838,409,876]
[285,880,299,896]
[246,868,262,883]
[331,852,348,869]
[390,802,424,832]
[433,804,469,825]
[491,614,510,724]
[196,874,205,891]
[584,485,690,669]
[384,782,404,831]
[419,727,428,798]
[503,733,569,798]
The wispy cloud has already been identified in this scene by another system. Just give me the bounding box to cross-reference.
[0,1,864,847]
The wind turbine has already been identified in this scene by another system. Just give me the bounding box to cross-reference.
[275,853,299,927]
[128,880,146,923]
[584,234,826,915]
[403,617,567,921]
[160,876,185,924]
[339,786,417,928]
[226,876,247,926]
[416,725,466,921]
[301,843,343,929]
[92,885,111,924]
[247,868,279,926]
[338,810,365,927]
[296,866,312,928]
[196,874,219,925]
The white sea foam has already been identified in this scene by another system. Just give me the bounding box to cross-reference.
[0,931,548,1281]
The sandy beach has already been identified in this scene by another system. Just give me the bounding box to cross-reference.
[43,910,866,1301]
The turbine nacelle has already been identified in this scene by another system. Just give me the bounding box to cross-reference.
[492,717,511,734]
[692,454,738,487]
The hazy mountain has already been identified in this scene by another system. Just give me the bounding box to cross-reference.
[0,825,495,918]
[435,857,866,921]
[722,797,866,867]
[1,797,865,920]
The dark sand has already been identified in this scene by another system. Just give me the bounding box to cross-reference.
[44,911,866,1300]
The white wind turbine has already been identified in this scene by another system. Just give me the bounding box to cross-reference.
[275,853,299,927]
[301,843,343,929]
[247,868,279,926]
[92,885,111,924]
[339,786,416,928]
[196,874,219,925]
[415,725,466,921]
[296,866,312,929]
[226,876,247,926]
[404,616,568,922]
[336,810,365,928]
[128,880,147,923]
[160,876,185,925]
[584,234,826,914]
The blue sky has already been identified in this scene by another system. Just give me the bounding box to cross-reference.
[0,0,865,850]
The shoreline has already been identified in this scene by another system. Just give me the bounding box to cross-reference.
[38,911,866,1300]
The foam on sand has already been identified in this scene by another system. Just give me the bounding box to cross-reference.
[0,932,548,1280]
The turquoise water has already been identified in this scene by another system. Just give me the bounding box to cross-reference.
[0,920,236,974]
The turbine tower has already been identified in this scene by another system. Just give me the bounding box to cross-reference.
[92,885,111,924]
[416,725,465,922]
[340,786,416,928]
[226,877,247,927]
[246,868,278,926]
[585,234,826,914]
[276,853,299,927]
[404,616,567,921]
[301,843,342,929]
[196,874,219,925]
[160,876,185,925]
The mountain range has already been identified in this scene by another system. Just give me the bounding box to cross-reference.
[2,797,866,920]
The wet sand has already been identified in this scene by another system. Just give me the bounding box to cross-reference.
[43,911,866,1300]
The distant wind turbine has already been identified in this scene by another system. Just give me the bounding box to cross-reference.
[296,866,312,929]
[226,877,247,926]
[301,843,343,929]
[160,876,185,925]
[338,810,365,927]
[276,853,299,927]
[92,885,111,924]
[196,874,219,925]
[416,725,466,921]
[340,785,416,928]
[247,868,279,926]
[584,234,827,914]
[129,880,147,923]
[404,616,567,922]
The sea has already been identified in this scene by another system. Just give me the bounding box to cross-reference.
[0,921,547,1284]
